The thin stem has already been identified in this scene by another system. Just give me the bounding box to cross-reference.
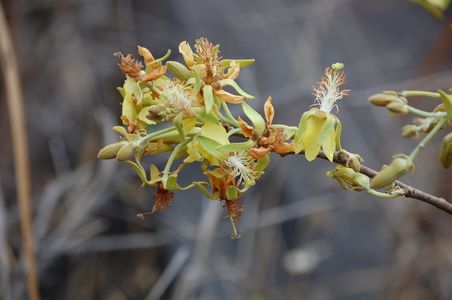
[0,4,40,300]
[401,91,440,98]
[368,189,402,198]
[407,105,446,118]
[139,126,177,145]
[162,136,193,185]
[409,117,447,161]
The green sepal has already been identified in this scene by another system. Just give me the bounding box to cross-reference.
[220,59,255,68]
[293,111,310,154]
[196,135,228,161]
[203,85,214,114]
[255,154,270,173]
[166,60,192,80]
[173,112,185,139]
[124,76,143,104]
[226,186,239,200]
[216,140,255,153]
[242,101,266,135]
[438,90,452,122]
[125,160,148,185]
[192,107,219,125]
[138,106,156,125]
[218,79,254,99]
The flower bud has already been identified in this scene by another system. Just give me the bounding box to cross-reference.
[97,141,128,160]
[401,125,419,139]
[166,61,192,80]
[440,132,452,169]
[326,166,370,191]
[346,154,363,172]
[368,92,398,107]
[116,142,136,161]
[370,155,414,189]
[386,102,409,114]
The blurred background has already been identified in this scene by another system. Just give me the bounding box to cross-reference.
[1,0,452,299]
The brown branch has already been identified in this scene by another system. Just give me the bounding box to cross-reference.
[0,4,40,300]
[300,150,452,215]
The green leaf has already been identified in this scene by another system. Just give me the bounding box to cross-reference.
[192,70,202,95]
[218,79,254,99]
[203,85,214,114]
[125,160,148,185]
[242,101,266,135]
[221,59,255,68]
[438,90,452,122]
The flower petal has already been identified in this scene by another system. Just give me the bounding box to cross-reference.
[179,41,194,67]
[214,89,244,104]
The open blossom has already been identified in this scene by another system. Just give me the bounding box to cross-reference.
[293,63,349,161]
[222,151,258,189]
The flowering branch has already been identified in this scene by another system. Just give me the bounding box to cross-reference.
[97,38,452,238]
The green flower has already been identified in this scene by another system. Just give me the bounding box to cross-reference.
[293,64,349,161]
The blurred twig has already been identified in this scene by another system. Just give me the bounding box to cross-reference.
[0,4,40,300]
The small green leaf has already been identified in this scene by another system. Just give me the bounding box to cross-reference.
[125,160,148,185]
[203,85,214,113]
[242,101,266,135]
[173,112,185,139]
[218,79,254,99]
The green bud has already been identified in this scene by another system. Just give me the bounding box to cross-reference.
[326,166,370,191]
[439,132,452,169]
[166,61,192,80]
[116,142,136,161]
[368,92,398,107]
[97,141,128,160]
[401,125,419,139]
[386,102,409,114]
[370,155,414,189]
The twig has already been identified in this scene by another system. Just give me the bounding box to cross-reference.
[316,150,452,215]
[0,4,40,300]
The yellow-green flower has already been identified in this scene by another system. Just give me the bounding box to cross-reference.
[293,63,349,161]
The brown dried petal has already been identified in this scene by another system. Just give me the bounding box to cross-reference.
[214,89,244,104]
[141,65,167,82]
[264,96,274,127]
[238,116,254,138]
[115,52,143,78]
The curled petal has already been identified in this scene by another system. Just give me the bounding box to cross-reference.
[137,45,155,65]
[250,147,270,159]
[214,89,244,104]
[179,41,194,67]
[238,116,254,139]
[142,65,167,82]
[272,143,293,154]
[264,96,274,127]
[224,60,240,80]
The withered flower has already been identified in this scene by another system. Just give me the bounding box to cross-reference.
[115,52,143,78]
